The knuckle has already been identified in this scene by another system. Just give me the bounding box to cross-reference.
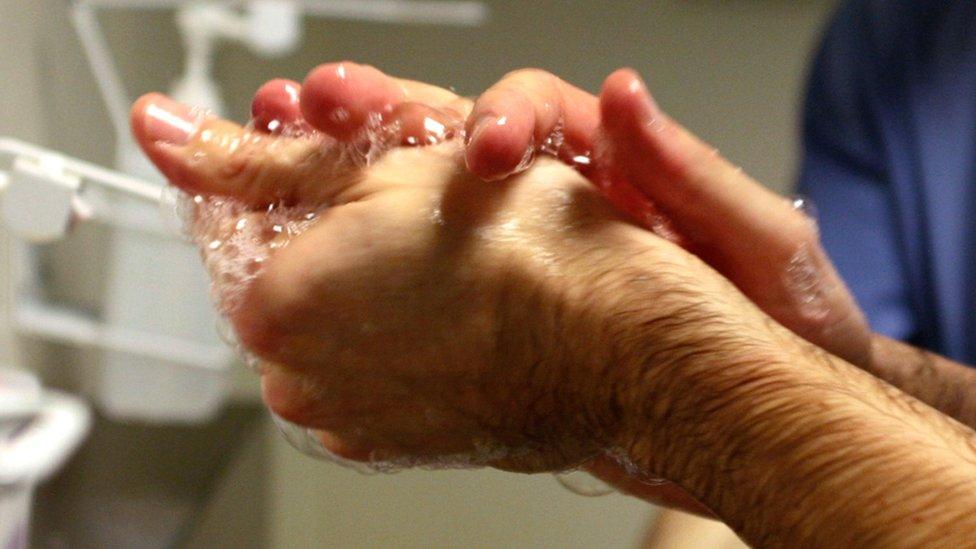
[219,150,252,185]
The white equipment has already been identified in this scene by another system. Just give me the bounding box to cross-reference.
[0,137,233,422]
[0,368,90,548]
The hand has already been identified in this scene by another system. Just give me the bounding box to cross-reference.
[462,67,872,368]
[130,67,976,549]
[131,63,767,475]
[217,65,753,513]
[455,67,874,513]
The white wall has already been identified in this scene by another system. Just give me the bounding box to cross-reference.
[0,0,840,547]
[0,0,47,368]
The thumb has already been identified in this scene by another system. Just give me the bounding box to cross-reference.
[131,93,356,206]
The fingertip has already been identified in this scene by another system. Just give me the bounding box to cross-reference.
[261,366,311,425]
[464,88,536,180]
[130,93,208,190]
[300,61,405,140]
[130,93,163,171]
[232,280,287,362]
[464,114,534,180]
[129,92,158,146]
[601,68,642,95]
[598,68,692,194]
[130,92,198,148]
[599,68,659,135]
[251,78,305,134]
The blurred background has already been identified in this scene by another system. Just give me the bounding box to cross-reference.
[0,0,839,546]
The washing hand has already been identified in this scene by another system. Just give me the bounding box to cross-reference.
[129,64,976,547]
[131,63,772,476]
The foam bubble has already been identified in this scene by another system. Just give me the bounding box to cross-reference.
[784,244,832,324]
[271,412,525,474]
[177,192,321,317]
[341,112,401,167]
[539,122,565,157]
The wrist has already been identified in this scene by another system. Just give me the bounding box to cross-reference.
[610,300,976,546]
[611,303,792,479]
[572,238,790,475]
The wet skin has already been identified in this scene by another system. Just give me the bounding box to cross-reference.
[131,63,976,547]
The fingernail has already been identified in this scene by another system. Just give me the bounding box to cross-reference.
[143,95,198,145]
[465,114,500,146]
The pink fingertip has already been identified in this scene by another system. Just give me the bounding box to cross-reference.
[131,93,198,147]
[300,62,405,140]
[600,69,660,133]
[251,79,305,134]
[464,114,534,181]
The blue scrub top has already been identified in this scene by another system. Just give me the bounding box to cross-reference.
[797,0,976,364]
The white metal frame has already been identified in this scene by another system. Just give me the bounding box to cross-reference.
[0,138,232,372]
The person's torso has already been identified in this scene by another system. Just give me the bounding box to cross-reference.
[857,0,976,362]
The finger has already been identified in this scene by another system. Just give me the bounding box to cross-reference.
[132,93,353,206]
[301,61,471,147]
[300,62,406,140]
[250,78,312,134]
[600,69,798,252]
[262,365,401,432]
[465,69,599,180]
[599,69,869,363]
[395,76,464,108]
[315,431,374,462]
[381,75,473,123]
[262,366,345,429]
[388,102,461,146]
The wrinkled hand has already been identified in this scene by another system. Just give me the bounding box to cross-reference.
[303,64,871,512]
[131,63,756,476]
[459,67,873,513]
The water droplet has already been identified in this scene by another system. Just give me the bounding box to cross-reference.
[571,154,591,167]
[540,123,565,157]
[791,195,817,220]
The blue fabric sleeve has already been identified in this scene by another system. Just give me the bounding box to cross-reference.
[796,1,917,340]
